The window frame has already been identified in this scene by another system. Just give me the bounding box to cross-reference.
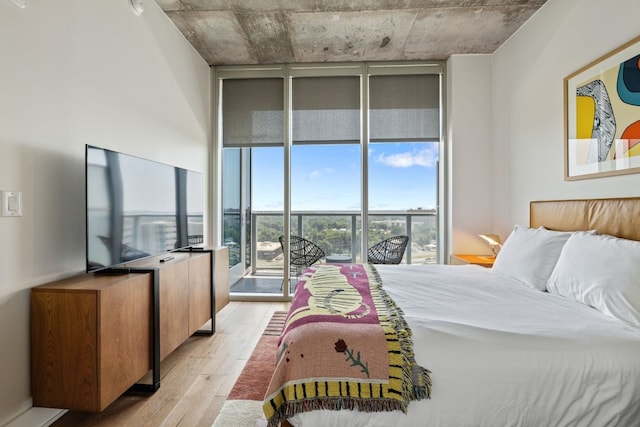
[214,62,448,300]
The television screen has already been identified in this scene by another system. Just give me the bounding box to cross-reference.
[86,145,204,272]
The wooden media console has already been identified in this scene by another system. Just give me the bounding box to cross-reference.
[30,247,228,412]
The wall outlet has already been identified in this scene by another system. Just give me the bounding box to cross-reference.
[2,191,22,217]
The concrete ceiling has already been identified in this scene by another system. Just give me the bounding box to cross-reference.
[155,0,547,66]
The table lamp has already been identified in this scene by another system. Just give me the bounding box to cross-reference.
[479,234,502,256]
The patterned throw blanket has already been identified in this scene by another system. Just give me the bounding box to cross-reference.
[263,263,431,427]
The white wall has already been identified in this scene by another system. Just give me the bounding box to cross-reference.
[492,0,640,236]
[0,1,211,425]
[447,55,496,256]
[447,0,640,252]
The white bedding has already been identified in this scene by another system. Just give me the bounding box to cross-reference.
[289,264,640,427]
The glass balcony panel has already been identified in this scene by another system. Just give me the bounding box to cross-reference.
[222,148,241,268]
[231,210,437,293]
[410,214,438,265]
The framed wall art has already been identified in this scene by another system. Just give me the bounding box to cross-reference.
[564,35,640,180]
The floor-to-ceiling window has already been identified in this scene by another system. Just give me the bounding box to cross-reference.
[221,77,284,287]
[291,75,362,265]
[368,73,440,264]
[217,63,444,299]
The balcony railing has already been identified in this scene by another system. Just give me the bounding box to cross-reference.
[246,210,438,275]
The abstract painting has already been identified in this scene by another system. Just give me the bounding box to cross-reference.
[565,35,640,179]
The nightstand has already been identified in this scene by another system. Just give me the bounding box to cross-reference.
[450,254,495,268]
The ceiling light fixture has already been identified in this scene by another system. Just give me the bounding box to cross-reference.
[129,0,143,15]
[8,0,26,8]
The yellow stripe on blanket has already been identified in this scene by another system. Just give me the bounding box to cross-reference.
[263,264,431,427]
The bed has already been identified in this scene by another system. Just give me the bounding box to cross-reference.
[264,198,640,427]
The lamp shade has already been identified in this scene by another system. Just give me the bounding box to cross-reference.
[479,234,502,255]
[479,234,501,246]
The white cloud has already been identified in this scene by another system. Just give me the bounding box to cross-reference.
[307,167,335,179]
[376,146,438,168]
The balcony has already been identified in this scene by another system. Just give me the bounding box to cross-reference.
[229,209,437,293]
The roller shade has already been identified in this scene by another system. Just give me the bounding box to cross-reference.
[223,78,284,147]
[292,76,360,145]
[370,74,440,142]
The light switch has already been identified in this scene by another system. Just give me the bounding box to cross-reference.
[2,191,22,217]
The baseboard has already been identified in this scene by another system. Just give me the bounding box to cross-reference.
[5,407,66,427]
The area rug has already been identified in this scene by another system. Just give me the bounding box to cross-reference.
[212,311,287,427]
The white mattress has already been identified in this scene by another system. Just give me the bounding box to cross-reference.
[289,264,640,427]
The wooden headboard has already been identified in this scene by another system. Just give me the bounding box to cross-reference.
[530,197,640,241]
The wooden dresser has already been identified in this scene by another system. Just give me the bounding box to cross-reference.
[31,248,228,412]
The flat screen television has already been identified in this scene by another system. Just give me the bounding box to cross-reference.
[85,145,204,273]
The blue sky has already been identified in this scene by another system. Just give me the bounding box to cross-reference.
[251,142,438,211]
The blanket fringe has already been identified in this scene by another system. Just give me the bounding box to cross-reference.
[267,397,407,427]
[367,265,432,402]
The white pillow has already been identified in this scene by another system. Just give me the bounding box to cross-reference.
[492,225,573,291]
[547,233,640,327]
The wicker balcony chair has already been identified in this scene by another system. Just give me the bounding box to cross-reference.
[279,235,325,291]
[367,235,409,264]
[279,235,325,272]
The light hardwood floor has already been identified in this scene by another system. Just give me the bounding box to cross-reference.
[52,301,290,427]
